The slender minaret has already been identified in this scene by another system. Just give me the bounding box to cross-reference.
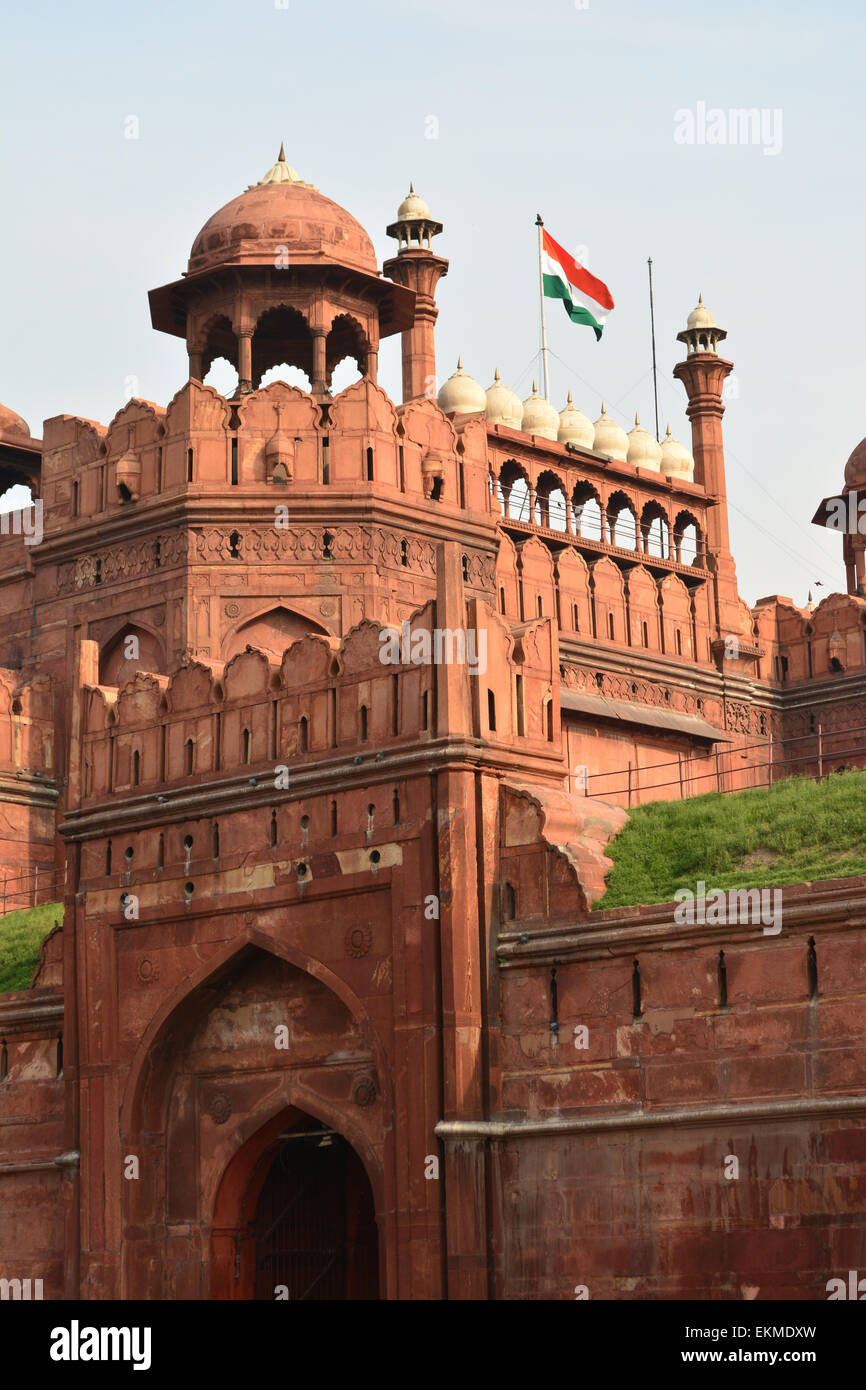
[673,297,743,643]
[383,186,448,403]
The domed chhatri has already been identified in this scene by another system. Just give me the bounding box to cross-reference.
[437,358,487,415]
[188,148,378,277]
[386,183,443,252]
[627,412,663,472]
[151,147,416,396]
[485,368,524,429]
[558,390,594,449]
[521,382,560,441]
[592,402,628,462]
[660,423,695,479]
[677,293,728,356]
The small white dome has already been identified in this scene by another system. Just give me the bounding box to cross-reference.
[485,368,524,429]
[558,391,594,448]
[627,413,663,471]
[397,183,431,222]
[686,293,716,331]
[592,402,628,462]
[437,357,487,415]
[660,423,694,478]
[521,381,560,441]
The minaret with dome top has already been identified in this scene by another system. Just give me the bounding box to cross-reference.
[383,186,449,403]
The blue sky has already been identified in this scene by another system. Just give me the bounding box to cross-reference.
[1,0,864,604]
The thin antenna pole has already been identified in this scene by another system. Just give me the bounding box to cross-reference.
[647,255,660,441]
[536,214,551,400]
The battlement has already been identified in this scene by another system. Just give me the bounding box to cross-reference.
[36,377,493,537]
[77,594,562,805]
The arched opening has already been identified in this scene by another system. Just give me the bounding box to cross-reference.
[201,315,238,387]
[534,470,569,531]
[606,492,639,549]
[498,461,532,522]
[673,510,703,566]
[329,357,363,393]
[203,356,239,397]
[326,316,368,389]
[572,483,604,541]
[99,624,166,685]
[252,306,314,389]
[253,1121,378,1300]
[125,941,386,1301]
[211,1103,380,1302]
[642,502,671,559]
[260,363,313,392]
[224,606,329,661]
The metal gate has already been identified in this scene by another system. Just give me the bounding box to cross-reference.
[253,1127,378,1300]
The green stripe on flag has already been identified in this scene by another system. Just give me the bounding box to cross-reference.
[542,273,604,341]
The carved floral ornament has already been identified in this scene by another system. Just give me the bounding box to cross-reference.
[57,524,477,593]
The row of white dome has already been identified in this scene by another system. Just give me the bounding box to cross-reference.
[437,360,695,478]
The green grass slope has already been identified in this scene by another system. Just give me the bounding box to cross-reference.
[0,902,63,993]
[595,771,866,911]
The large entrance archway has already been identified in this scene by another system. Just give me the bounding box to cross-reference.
[253,1120,378,1300]
[211,1101,382,1300]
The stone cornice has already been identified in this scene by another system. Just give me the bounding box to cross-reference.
[61,738,566,841]
[497,876,866,964]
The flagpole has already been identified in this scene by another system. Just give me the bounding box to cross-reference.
[647,255,660,441]
[536,213,551,400]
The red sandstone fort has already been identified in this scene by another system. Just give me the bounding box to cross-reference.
[0,148,863,1300]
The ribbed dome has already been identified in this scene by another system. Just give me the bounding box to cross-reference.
[627,413,663,471]
[660,424,694,478]
[686,293,716,330]
[0,402,31,441]
[189,153,377,277]
[257,143,303,185]
[558,391,594,448]
[485,369,524,429]
[437,358,487,415]
[592,402,628,462]
[844,437,866,488]
[521,382,560,441]
[396,183,431,221]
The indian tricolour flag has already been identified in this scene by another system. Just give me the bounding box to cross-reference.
[541,228,614,340]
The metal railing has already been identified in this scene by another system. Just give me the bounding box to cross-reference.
[579,722,866,807]
[0,864,65,914]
